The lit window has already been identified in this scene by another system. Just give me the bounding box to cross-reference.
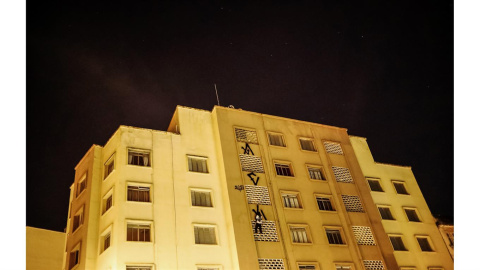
[191,190,213,207]
[316,196,335,211]
[416,236,434,252]
[404,208,421,222]
[77,173,87,197]
[367,178,383,192]
[393,181,409,195]
[102,188,113,215]
[307,166,326,180]
[275,162,294,177]
[72,207,84,233]
[325,228,345,245]
[126,266,152,270]
[299,138,317,152]
[378,206,395,220]
[102,232,111,252]
[194,225,217,245]
[68,243,81,270]
[128,149,151,167]
[127,223,151,242]
[389,235,407,251]
[268,132,286,147]
[127,185,151,202]
[290,226,310,243]
[104,154,115,179]
[188,156,209,173]
[282,193,302,208]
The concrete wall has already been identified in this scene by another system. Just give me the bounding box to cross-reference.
[26,226,65,270]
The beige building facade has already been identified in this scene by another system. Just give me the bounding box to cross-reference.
[63,105,453,270]
[26,226,66,270]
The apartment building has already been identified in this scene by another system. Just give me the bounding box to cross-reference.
[63,105,453,270]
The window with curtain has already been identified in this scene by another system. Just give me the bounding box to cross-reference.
[393,181,409,195]
[308,167,325,180]
[126,223,151,242]
[275,163,294,176]
[404,208,421,222]
[191,190,212,207]
[416,237,433,251]
[299,138,317,151]
[104,156,115,179]
[290,227,310,243]
[127,186,151,202]
[389,235,407,251]
[103,233,111,252]
[268,133,286,147]
[367,178,384,192]
[378,206,395,220]
[188,156,208,173]
[128,149,150,167]
[194,226,217,245]
[316,196,334,211]
[282,194,301,208]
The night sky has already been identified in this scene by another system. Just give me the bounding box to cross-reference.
[27,1,453,232]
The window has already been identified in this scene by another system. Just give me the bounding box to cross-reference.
[275,162,294,177]
[128,149,151,167]
[363,260,385,270]
[104,154,115,179]
[127,223,151,242]
[102,188,113,214]
[378,206,395,220]
[298,264,317,270]
[351,226,376,245]
[323,141,344,155]
[404,208,421,222]
[299,138,317,151]
[282,193,302,208]
[239,154,265,173]
[127,185,151,202]
[191,190,213,207]
[316,196,335,211]
[335,265,353,270]
[102,232,111,252]
[68,243,81,270]
[367,178,383,192]
[389,235,407,251]
[194,225,217,245]
[331,166,354,183]
[77,173,87,197]
[197,267,221,270]
[307,166,326,180]
[325,228,345,245]
[235,127,258,144]
[72,207,84,233]
[188,156,209,173]
[341,195,364,212]
[290,226,310,243]
[126,266,152,270]
[393,181,409,195]
[268,132,286,147]
[416,236,434,251]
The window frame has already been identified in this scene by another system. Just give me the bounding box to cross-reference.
[104,153,115,180]
[267,131,287,147]
[403,207,421,222]
[298,137,317,152]
[388,234,408,251]
[72,206,84,233]
[127,148,151,167]
[126,182,153,203]
[314,194,336,212]
[126,220,153,243]
[68,242,81,270]
[324,226,347,246]
[289,224,312,244]
[102,187,114,215]
[377,205,396,220]
[76,173,87,198]
[280,191,303,209]
[392,180,409,195]
[366,177,384,192]
[273,161,295,177]
[187,155,209,174]
[415,235,435,252]
[190,188,214,208]
[306,165,327,181]
[193,224,218,245]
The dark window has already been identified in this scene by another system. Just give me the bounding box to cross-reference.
[367,179,383,192]
[325,229,344,244]
[299,139,316,151]
[69,249,80,270]
[188,157,208,173]
[299,266,316,270]
[104,159,114,179]
[103,233,111,251]
[127,224,151,242]
[417,237,433,251]
[127,186,150,202]
[104,195,113,213]
[268,133,286,147]
[393,182,409,195]
[316,197,334,211]
[378,207,395,220]
[194,226,217,245]
[275,163,294,176]
[128,150,150,166]
[405,209,421,222]
[389,236,407,251]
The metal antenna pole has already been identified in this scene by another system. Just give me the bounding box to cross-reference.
[214,83,220,106]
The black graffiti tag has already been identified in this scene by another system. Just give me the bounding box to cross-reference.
[241,143,254,155]
[247,172,260,185]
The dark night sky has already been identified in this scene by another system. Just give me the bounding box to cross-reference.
[27,1,453,232]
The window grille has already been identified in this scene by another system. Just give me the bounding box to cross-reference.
[378,206,394,220]
[128,149,150,166]
[325,229,344,244]
[351,226,376,245]
[290,227,309,243]
[245,185,271,205]
[416,237,433,251]
[341,195,364,212]
[127,186,151,202]
[258,259,285,270]
[308,167,325,180]
[191,190,212,207]
[323,141,344,155]
[127,224,151,242]
[405,208,421,222]
[188,156,208,173]
[235,128,258,144]
[389,235,407,250]
[194,226,217,245]
[251,220,279,242]
[363,260,385,270]
[393,181,409,195]
[239,154,264,173]
[268,133,286,147]
[332,166,354,183]
[282,194,301,208]
[316,196,335,211]
[367,179,383,192]
[275,163,293,176]
[299,138,317,151]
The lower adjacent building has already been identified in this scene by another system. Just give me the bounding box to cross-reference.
[26,226,66,270]
[63,105,453,270]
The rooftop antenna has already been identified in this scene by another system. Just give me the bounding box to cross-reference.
[214,83,220,106]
